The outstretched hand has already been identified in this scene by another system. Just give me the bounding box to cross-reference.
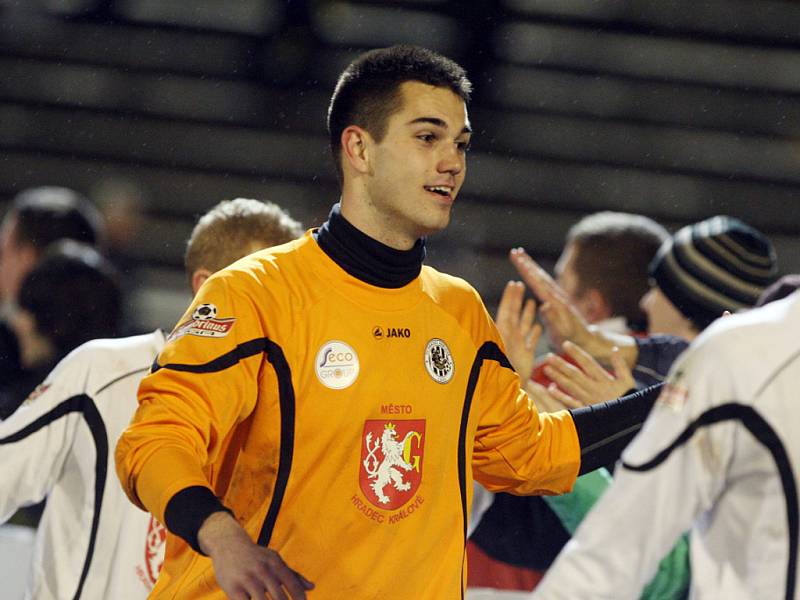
[199,511,314,600]
[508,248,591,350]
[496,280,542,382]
[508,248,639,367]
[542,342,636,408]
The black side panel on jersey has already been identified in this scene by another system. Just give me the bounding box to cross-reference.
[0,394,108,600]
[457,341,513,600]
[256,341,295,548]
[622,403,798,600]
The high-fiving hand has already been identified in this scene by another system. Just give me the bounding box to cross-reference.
[495,280,542,382]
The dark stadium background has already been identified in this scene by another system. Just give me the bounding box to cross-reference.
[1,0,799,331]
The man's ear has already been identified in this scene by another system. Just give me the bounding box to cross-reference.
[584,288,612,323]
[191,268,212,296]
[341,125,372,175]
[17,245,38,277]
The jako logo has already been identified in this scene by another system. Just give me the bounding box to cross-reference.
[374,327,411,339]
[387,327,411,338]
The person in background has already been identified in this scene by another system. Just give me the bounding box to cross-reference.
[554,211,668,335]
[0,186,103,310]
[476,215,777,598]
[468,212,668,594]
[0,186,104,405]
[511,215,778,395]
[0,241,121,419]
[533,289,800,599]
[0,198,303,600]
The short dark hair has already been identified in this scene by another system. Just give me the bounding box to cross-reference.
[327,45,472,179]
[18,240,122,360]
[10,186,104,251]
[565,212,669,332]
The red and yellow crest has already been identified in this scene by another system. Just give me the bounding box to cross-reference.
[359,420,425,510]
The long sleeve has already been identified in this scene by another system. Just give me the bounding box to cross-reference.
[469,310,581,496]
[115,269,267,531]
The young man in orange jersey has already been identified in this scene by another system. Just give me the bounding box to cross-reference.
[116,46,662,600]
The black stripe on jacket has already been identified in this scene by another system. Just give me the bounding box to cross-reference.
[622,402,799,600]
[0,394,108,600]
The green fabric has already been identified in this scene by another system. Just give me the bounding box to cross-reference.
[545,469,690,600]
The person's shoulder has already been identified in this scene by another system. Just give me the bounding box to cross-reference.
[57,331,163,391]
[9,331,162,415]
[420,265,482,305]
[672,293,800,397]
[693,293,799,359]
[213,233,313,290]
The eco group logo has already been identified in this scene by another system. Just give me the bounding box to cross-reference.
[315,340,360,389]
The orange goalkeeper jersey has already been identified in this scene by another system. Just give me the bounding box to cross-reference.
[116,231,580,599]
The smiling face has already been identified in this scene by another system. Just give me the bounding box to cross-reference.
[341,81,471,249]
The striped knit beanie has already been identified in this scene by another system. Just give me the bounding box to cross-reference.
[649,216,777,331]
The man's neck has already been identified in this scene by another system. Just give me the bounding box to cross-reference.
[339,192,417,251]
[315,203,425,288]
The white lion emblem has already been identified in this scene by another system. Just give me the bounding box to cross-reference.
[363,424,417,504]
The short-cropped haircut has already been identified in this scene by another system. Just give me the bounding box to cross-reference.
[327,45,472,179]
[18,240,121,359]
[566,212,669,332]
[11,186,104,250]
[184,198,303,281]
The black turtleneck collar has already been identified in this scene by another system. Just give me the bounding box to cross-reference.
[314,203,426,288]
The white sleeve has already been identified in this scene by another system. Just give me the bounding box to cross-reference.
[0,376,85,521]
[533,339,736,599]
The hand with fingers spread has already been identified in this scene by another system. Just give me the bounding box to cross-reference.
[541,342,636,408]
[508,248,591,348]
[509,247,638,367]
[495,280,542,382]
[198,511,314,600]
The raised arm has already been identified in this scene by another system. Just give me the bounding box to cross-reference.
[509,248,639,368]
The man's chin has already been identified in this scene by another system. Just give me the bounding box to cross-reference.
[416,210,451,238]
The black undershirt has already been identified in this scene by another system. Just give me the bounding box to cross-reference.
[314,202,425,288]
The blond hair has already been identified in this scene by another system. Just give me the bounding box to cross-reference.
[185,198,303,280]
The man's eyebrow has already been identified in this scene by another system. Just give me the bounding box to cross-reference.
[408,117,473,135]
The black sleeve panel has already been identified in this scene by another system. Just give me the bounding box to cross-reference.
[570,383,664,475]
[163,485,232,555]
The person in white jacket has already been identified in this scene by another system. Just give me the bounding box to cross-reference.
[0,198,302,600]
[534,290,800,599]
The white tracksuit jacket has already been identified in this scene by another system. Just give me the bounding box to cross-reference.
[0,331,166,599]
[535,292,800,600]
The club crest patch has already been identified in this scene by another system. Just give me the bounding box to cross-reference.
[167,303,236,342]
[315,340,359,389]
[424,338,454,384]
[360,420,425,509]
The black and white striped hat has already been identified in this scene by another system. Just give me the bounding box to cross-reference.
[649,216,777,330]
